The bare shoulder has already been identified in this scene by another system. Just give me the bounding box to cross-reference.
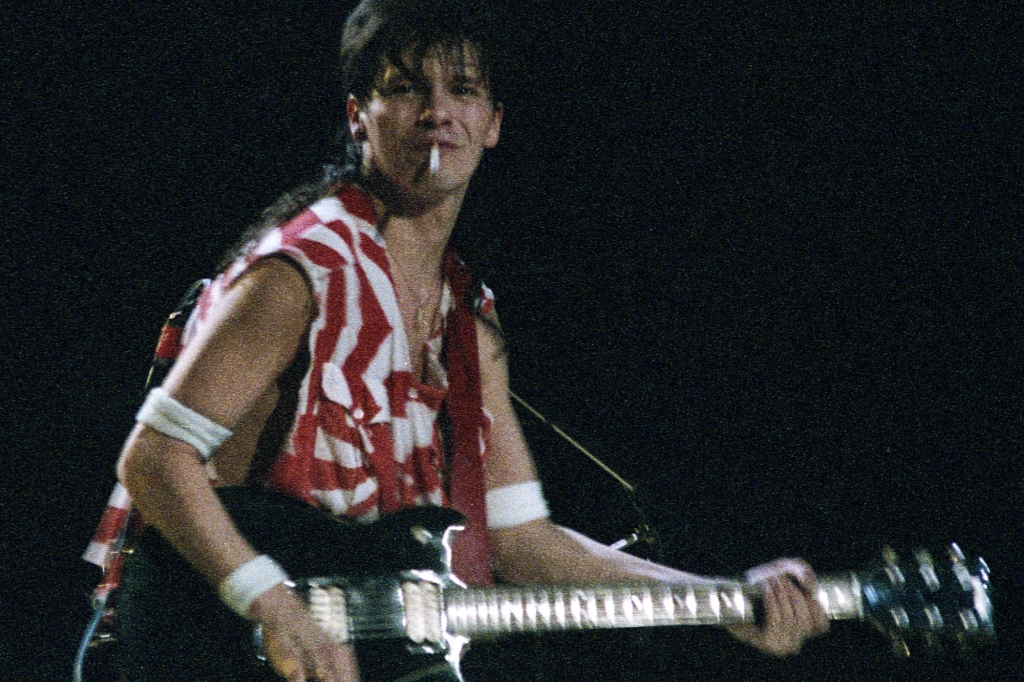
[161,255,315,425]
[227,255,316,317]
[196,255,317,350]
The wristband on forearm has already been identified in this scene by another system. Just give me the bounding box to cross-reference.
[486,480,550,529]
[218,555,290,619]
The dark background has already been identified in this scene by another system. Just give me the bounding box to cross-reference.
[4,1,1022,680]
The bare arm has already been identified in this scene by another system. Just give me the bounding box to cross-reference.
[118,257,312,585]
[477,315,827,655]
[117,257,356,682]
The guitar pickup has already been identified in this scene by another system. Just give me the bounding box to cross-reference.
[401,578,445,648]
[306,581,351,644]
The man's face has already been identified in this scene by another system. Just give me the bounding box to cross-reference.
[348,43,502,200]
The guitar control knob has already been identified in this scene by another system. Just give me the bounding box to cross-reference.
[411,526,434,545]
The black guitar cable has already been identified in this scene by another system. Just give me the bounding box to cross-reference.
[508,390,663,563]
[73,280,208,682]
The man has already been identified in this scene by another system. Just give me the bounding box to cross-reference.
[113,1,827,680]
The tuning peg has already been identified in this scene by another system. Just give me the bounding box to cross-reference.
[923,603,944,630]
[914,550,940,591]
[889,633,911,657]
[890,606,910,629]
[958,608,980,632]
[976,556,990,583]
[880,547,905,586]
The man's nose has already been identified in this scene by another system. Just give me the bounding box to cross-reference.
[419,87,453,126]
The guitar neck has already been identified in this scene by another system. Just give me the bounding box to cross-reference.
[445,574,862,637]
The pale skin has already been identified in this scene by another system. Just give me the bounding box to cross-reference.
[117,45,827,682]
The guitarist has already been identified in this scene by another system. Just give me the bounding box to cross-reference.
[113,1,828,680]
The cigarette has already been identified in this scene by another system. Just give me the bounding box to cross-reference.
[429,143,440,175]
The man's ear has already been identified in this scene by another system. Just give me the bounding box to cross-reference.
[484,102,503,149]
[347,96,366,142]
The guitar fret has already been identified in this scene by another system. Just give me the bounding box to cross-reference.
[488,591,500,630]
[603,591,616,624]
[684,587,698,618]
[475,590,487,628]
[554,590,566,627]
[538,590,551,626]
[622,591,635,625]
[816,573,862,621]
[501,591,523,630]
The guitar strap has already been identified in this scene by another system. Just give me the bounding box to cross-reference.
[441,250,495,586]
[76,280,209,682]
[83,279,209,594]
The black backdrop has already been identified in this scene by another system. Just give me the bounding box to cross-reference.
[4,1,1022,680]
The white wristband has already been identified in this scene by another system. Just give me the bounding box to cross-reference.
[486,480,550,529]
[218,555,290,619]
[136,387,233,460]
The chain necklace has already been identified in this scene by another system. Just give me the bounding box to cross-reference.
[391,258,444,333]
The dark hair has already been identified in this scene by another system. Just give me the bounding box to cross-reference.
[221,0,503,268]
[341,0,503,102]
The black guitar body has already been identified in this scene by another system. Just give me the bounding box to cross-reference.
[117,486,465,682]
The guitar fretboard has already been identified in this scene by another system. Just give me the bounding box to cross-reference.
[445,574,862,636]
[304,573,863,644]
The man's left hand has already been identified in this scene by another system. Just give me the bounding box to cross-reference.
[726,558,829,656]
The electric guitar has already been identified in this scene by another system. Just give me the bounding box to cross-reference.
[116,486,994,682]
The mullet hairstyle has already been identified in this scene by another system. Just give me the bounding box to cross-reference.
[222,0,504,269]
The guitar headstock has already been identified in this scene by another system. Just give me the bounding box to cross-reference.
[858,543,994,656]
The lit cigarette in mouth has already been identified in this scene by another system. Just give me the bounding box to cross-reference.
[428,143,440,175]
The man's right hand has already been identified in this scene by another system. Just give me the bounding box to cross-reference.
[249,584,360,682]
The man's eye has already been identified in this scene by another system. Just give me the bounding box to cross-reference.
[452,84,481,97]
[379,82,412,96]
